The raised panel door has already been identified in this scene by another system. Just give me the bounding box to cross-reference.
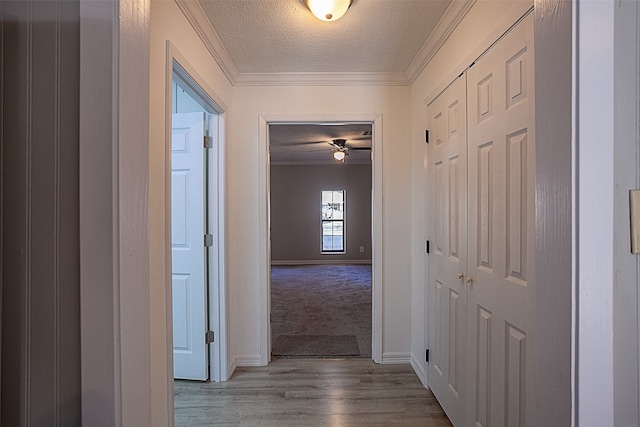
[466,14,535,427]
[427,76,468,426]
[172,112,208,380]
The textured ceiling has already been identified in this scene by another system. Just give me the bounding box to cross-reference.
[197,0,452,74]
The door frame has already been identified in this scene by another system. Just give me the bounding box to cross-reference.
[258,113,384,363]
[164,42,228,384]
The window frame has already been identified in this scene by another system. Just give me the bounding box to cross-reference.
[321,190,346,254]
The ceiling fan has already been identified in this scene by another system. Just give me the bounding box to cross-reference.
[328,138,371,161]
[268,123,372,163]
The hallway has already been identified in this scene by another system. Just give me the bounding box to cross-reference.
[174,358,451,426]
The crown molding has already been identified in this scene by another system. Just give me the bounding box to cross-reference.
[405,0,477,84]
[235,71,410,87]
[176,0,476,87]
[175,0,239,85]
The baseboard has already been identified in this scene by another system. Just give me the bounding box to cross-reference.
[229,353,264,374]
[271,259,372,266]
[381,352,411,364]
[410,352,428,388]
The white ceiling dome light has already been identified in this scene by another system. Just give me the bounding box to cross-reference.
[333,150,346,161]
[304,0,354,22]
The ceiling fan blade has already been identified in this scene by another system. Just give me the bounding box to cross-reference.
[348,146,372,150]
[283,140,328,146]
[329,139,347,148]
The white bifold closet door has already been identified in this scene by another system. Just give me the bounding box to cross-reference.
[427,75,468,427]
[427,13,535,427]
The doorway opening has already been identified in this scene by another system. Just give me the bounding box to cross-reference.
[266,121,377,360]
[166,49,227,390]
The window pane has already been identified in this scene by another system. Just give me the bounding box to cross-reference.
[322,220,343,235]
[322,220,344,251]
[322,221,344,251]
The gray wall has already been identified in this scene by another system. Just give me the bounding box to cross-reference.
[1,1,81,424]
[270,164,372,263]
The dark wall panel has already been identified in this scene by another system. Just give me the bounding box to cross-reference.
[1,1,81,425]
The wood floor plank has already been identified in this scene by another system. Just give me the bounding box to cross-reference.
[175,359,452,426]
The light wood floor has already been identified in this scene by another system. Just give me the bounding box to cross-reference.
[174,358,452,426]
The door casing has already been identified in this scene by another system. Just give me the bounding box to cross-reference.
[258,114,384,363]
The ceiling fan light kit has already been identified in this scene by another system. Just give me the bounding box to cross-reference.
[304,0,353,22]
[332,139,348,162]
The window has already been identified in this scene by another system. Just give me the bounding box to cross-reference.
[321,190,345,252]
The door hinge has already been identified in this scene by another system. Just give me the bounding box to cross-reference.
[425,129,430,144]
[204,234,213,247]
[426,349,430,363]
[426,240,430,254]
[630,190,640,253]
[205,330,215,344]
[204,135,213,149]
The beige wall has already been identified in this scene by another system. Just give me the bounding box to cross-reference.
[270,164,372,263]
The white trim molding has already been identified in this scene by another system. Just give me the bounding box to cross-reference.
[231,354,264,368]
[235,72,410,87]
[405,0,477,84]
[381,352,412,364]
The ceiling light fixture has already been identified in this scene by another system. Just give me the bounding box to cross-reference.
[333,150,346,161]
[304,0,353,22]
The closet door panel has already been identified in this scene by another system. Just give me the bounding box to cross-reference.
[466,14,535,427]
[427,77,468,426]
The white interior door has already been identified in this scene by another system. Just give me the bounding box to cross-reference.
[427,76,468,426]
[427,13,535,426]
[172,112,208,380]
[465,14,535,427]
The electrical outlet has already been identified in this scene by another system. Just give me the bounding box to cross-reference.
[359,246,365,253]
